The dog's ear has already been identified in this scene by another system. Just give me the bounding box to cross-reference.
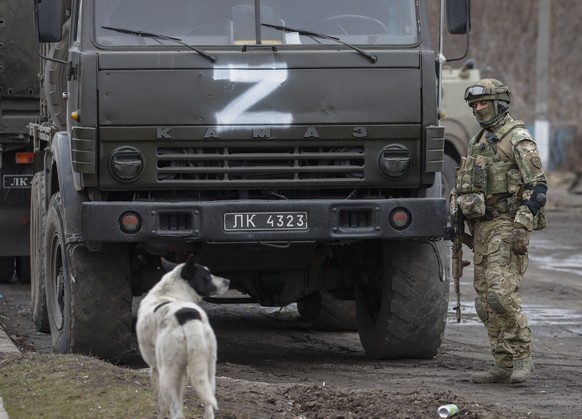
[180,254,198,281]
[161,257,178,273]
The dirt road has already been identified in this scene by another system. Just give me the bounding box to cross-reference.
[203,208,582,418]
[1,174,581,418]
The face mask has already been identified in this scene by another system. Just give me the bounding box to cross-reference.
[473,102,495,126]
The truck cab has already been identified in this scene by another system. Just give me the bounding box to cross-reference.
[30,0,470,360]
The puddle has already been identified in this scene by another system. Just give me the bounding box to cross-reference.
[530,254,582,277]
[529,238,574,252]
[449,301,582,335]
[523,304,582,334]
[529,239,582,277]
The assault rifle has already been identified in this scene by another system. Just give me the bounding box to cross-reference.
[449,203,472,323]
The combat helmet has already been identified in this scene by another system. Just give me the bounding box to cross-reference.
[464,78,511,128]
[464,78,511,104]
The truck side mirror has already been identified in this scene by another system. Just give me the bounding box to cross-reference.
[446,0,471,35]
[35,0,65,42]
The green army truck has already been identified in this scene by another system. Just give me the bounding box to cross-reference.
[29,0,471,360]
[0,2,39,283]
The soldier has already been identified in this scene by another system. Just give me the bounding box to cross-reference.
[452,78,547,384]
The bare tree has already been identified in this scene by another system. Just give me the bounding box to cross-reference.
[430,0,582,170]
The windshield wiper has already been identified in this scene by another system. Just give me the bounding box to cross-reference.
[261,23,377,63]
[101,26,217,63]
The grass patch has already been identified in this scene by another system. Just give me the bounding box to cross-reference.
[0,353,200,418]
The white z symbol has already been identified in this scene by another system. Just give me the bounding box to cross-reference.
[214,65,293,125]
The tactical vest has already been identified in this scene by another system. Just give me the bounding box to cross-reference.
[456,120,526,214]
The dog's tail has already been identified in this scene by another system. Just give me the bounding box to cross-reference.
[184,321,219,416]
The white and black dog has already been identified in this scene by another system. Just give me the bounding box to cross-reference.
[136,255,230,419]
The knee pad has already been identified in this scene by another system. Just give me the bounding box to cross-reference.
[486,291,508,315]
[474,297,488,322]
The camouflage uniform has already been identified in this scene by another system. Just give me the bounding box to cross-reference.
[454,79,547,384]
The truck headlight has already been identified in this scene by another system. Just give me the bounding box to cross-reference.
[378,144,410,178]
[109,146,144,182]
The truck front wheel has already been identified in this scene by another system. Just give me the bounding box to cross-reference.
[45,192,133,361]
[355,240,449,359]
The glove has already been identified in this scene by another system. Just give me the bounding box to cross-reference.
[511,223,529,255]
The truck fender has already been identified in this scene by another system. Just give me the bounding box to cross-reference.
[46,131,86,244]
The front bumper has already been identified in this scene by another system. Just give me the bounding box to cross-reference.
[82,197,447,243]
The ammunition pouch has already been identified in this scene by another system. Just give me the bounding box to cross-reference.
[456,156,487,194]
[471,195,519,222]
[457,192,486,219]
[486,161,516,197]
[506,169,522,194]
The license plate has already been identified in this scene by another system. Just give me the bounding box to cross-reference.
[224,211,308,231]
[3,174,33,189]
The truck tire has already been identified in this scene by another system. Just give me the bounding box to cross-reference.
[45,192,132,361]
[0,257,14,283]
[297,292,357,331]
[355,240,449,359]
[30,172,50,332]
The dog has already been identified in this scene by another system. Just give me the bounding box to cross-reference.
[136,255,230,419]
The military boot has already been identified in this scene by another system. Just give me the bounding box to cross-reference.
[510,356,534,384]
[470,366,512,384]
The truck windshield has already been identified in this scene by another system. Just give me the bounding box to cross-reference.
[95,0,418,47]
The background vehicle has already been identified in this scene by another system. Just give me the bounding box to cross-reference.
[441,59,482,197]
[0,1,39,283]
[30,0,470,360]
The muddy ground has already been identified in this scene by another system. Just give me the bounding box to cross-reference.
[1,173,581,418]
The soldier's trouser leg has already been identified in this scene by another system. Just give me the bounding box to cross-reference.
[473,217,532,369]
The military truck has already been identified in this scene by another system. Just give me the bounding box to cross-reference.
[0,2,39,283]
[30,0,471,360]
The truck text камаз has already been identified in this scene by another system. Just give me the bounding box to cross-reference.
[29,0,471,360]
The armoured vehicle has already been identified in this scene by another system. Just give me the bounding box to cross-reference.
[30,0,471,360]
[0,2,39,283]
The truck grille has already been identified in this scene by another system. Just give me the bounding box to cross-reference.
[157,145,365,184]
[159,212,193,232]
[339,209,373,228]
